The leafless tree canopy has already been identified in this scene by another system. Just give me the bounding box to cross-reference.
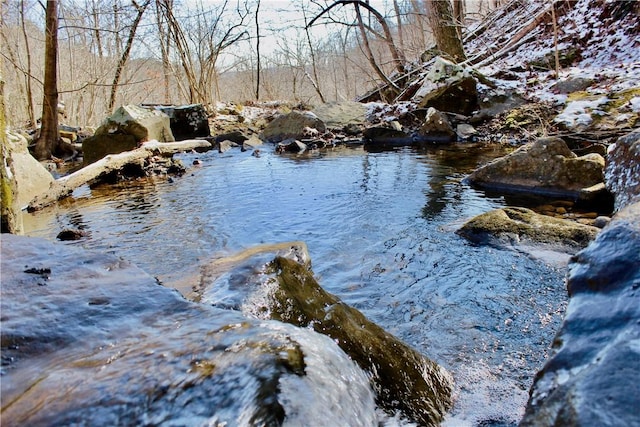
[1,0,496,134]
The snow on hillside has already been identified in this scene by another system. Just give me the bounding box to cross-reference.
[466,0,639,133]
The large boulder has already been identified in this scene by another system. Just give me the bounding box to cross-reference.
[81,133,137,165]
[83,105,175,164]
[154,104,210,140]
[520,200,640,426]
[312,101,368,130]
[363,126,413,148]
[95,104,174,142]
[456,207,599,253]
[194,250,454,426]
[260,111,326,143]
[0,235,382,426]
[5,131,54,209]
[412,57,478,115]
[604,129,640,211]
[466,137,607,201]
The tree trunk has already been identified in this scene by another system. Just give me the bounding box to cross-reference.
[393,0,404,51]
[354,4,400,94]
[302,5,326,103]
[33,0,60,160]
[255,0,261,100]
[155,0,172,103]
[426,0,466,63]
[20,0,35,127]
[27,140,212,212]
[108,0,150,112]
[453,0,465,40]
[91,0,104,57]
[1,60,24,234]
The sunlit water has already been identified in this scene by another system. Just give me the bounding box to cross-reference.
[23,144,567,426]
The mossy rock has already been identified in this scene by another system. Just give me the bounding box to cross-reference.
[457,207,599,251]
[466,137,606,200]
[264,256,453,426]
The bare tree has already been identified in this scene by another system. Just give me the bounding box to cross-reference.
[255,0,261,100]
[19,0,35,127]
[33,0,61,160]
[426,0,466,62]
[155,0,173,103]
[307,0,406,95]
[160,0,248,108]
[392,0,404,51]
[108,0,150,112]
[453,0,465,40]
[301,4,326,103]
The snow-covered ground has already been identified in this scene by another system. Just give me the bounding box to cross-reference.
[469,0,639,133]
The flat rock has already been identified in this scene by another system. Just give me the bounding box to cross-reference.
[466,137,607,201]
[456,206,599,253]
[312,101,368,129]
[260,111,326,143]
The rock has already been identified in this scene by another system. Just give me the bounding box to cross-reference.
[217,139,238,153]
[363,126,413,148]
[194,254,453,426]
[81,134,138,165]
[260,111,326,143]
[154,104,210,140]
[343,123,362,136]
[471,88,527,124]
[456,123,477,140]
[550,76,594,94]
[456,207,599,252]
[276,139,307,153]
[312,101,368,130]
[82,105,175,164]
[95,104,174,143]
[593,215,611,228]
[58,125,78,142]
[604,129,640,211]
[0,235,383,426]
[241,135,263,152]
[214,130,249,145]
[417,107,456,142]
[4,132,55,209]
[520,201,640,426]
[412,57,478,115]
[466,137,608,201]
[56,228,87,241]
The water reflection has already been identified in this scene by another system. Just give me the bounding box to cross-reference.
[22,145,566,426]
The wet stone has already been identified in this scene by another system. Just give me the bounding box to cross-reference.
[521,201,640,426]
[0,235,382,426]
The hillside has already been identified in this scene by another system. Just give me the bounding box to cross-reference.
[360,0,639,145]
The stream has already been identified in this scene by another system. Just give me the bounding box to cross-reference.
[22,144,568,426]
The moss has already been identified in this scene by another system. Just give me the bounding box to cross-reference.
[566,87,640,129]
[1,77,23,234]
[266,256,453,426]
[457,207,599,248]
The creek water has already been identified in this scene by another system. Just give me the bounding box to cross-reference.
[23,144,568,426]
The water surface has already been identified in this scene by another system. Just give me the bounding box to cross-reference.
[24,144,567,426]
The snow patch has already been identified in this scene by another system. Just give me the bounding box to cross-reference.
[554,96,609,129]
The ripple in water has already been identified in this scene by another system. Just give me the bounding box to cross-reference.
[23,145,567,425]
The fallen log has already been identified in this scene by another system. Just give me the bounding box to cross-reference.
[27,139,212,212]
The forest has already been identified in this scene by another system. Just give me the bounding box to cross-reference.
[2,0,499,149]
